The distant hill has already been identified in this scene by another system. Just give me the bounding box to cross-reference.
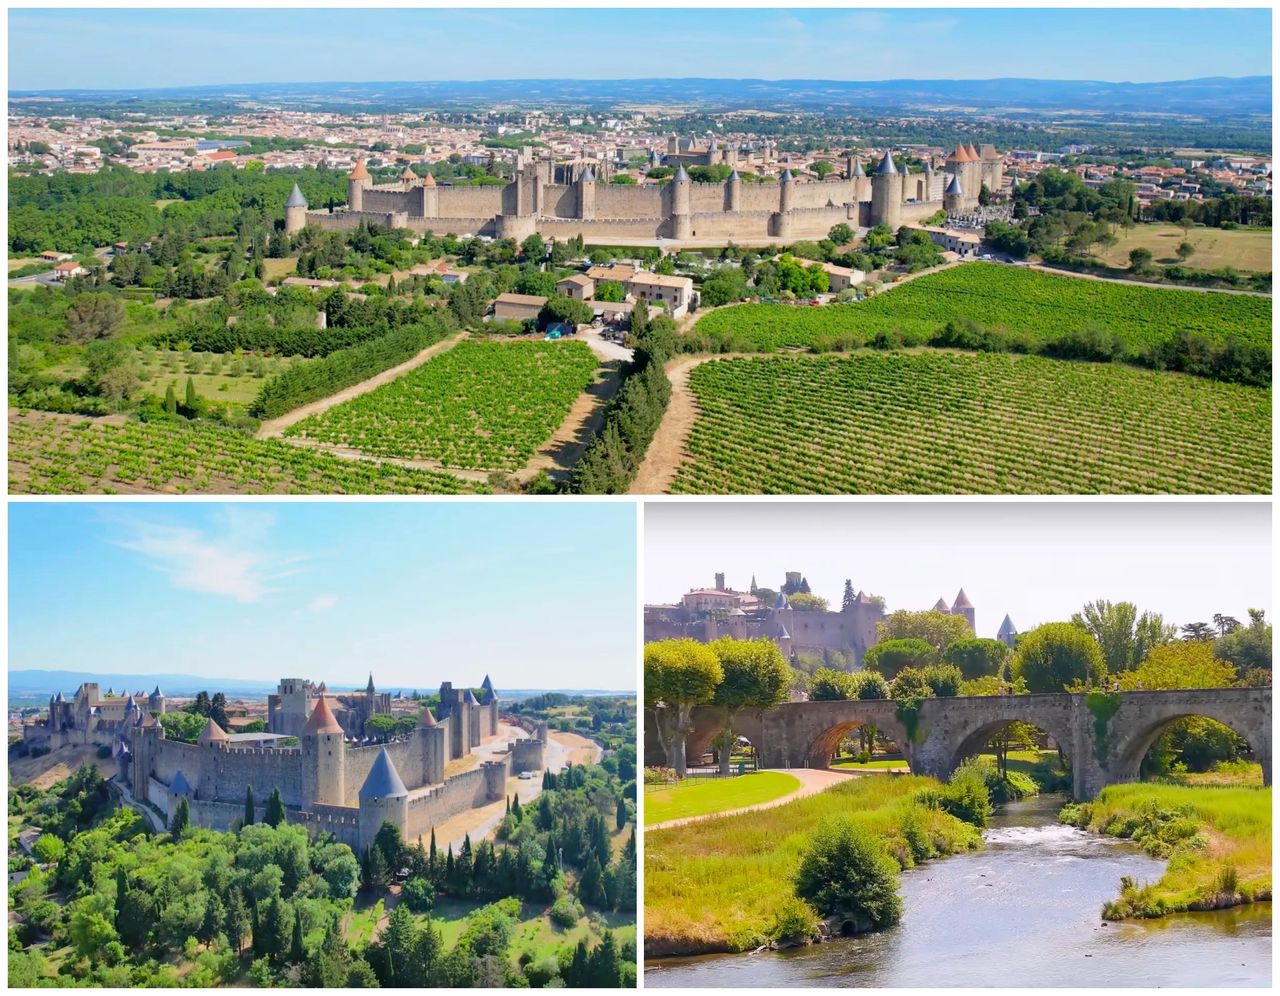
[9,76,1271,117]
[7,669,632,702]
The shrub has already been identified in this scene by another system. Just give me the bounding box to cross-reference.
[864,639,939,678]
[549,895,583,928]
[919,757,993,828]
[794,817,903,930]
[769,896,820,945]
[921,664,964,697]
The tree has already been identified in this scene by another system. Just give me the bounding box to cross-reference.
[537,294,593,330]
[61,292,125,344]
[1114,640,1238,691]
[264,788,286,828]
[877,610,971,653]
[1012,622,1106,692]
[83,338,137,401]
[261,896,292,964]
[616,796,628,831]
[1181,622,1215,641]
[1176,240,1196,262]
[244,785,255,828]
[1215,609,1271,672]
[708,637,791,775]
[828,223,854,246]
[170,797,190,836]
[594,279,625,303]
[698,266,749,306]
[863,638,939,678]
[810,666,854,701]
[224,890,248,955]
[1070,600,1176,673]
[787,592,829,612]
[812,161,834,179]
[643,639,723,776]
[520,233,546,261]
[1128,247,1153,272]
[290,910,305,963]
[794,817,902,929]
[842,580,856,611]
[943,638,1010,680]
[164,383,178,415]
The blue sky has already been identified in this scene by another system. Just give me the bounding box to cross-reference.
[7,8,1271,90]
[646,502,1271,641]
[9,502,636,690]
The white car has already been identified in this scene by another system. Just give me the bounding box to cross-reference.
[518,770,535,780]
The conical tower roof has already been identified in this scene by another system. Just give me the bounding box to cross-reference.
[777,624,790,640]
[197,718,229,745]
[997,614,1018,638]
[285,183,307,208]
[728,168,740,182]
[303,696,344,736]
[933,597,951,613]
[349,159,370,180]
[952,588,974,609]
[875,151,897,175]
[774,591,789,610]
[464,689,480,706]
[170,770,193,796]
[946,174,964,195]
[139,712,159,729]
[851,157,866,177]
[674,163,690,183]
[360,748,408,799]
[965,143,980,160]
[480,685,496,705]
[421,171,436,187]
[580,166,595,183]
[780,168,794,184]
[418,706,438,727]
[152,685,164,698]
[481,675,494,692]
[400,166,417,182]
[946,144,970,164]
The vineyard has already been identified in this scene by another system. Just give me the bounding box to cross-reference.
[8,412,487,495]
[691,263,1272,353]
[668,353,1270,494]
[284,340,600,471]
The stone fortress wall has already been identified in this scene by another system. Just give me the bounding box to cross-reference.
[285,141,1005,243]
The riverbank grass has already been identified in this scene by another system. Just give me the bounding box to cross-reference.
[644,771,800,825]
[644,775,982,956]
[1063,783,1271,918]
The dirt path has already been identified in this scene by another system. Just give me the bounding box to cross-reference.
[1025,262,1269,297]
[630,353,737,494]
[255,331,467,439]
[645,767,856,831]
[517,360,626,484]
[268,435,492,483]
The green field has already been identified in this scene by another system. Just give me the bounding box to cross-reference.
[8,412,488,495]
[669,353,1270,494]
[1096,224,1272,272]
[285,340,600,470]
[830,758,909,771]
[1064,783,1271,918]
[691,262,1272,353]
[644,772,800,826]
[644,775,981,956]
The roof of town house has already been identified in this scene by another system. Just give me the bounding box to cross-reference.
[558,274,594,287]
[54,261,82,270]
[493,292,549,306]
[170,770,193,796]
[418,707,438,727]
[875,151,898,174]
[585,264,637,281]
[285,183,307,208]
[303,696,344,736]
[197,718,230,744]
[627,271,692,289]
[360,749,408,800]
[349,159,370,180]
[952,588,974,609]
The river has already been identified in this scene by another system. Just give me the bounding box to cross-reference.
[645,794,1272,988]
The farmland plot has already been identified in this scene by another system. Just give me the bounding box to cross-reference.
[692,262,1271,353]
[669,353,1270,494]
[284,340,600,471]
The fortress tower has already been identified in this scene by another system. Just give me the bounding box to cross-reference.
[347,160,370,213]
[997,614,1018,648]
[417,706,445,785]
[147,685,167,716]
[577,167,596,221]
[670,164,692,239]
[944,173,965,215]
[358,748,408,853]
[726,169,741,212]
[301,697,346,809]
[284,183,308,234]
[871,152,902,230]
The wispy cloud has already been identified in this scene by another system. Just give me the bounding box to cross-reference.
[309,594,339,613]
[111,514,303,603]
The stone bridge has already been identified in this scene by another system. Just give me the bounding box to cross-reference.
[661,688,1271,799]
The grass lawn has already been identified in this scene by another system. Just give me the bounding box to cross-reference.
[1166,761,1265,787]
[262,257,298,280]
[430,897,634,966]
[644,771,801,826]
[344,897,384,948]
[1094,223,1272,272]
[830,757,908,771]
[644,774,982,956]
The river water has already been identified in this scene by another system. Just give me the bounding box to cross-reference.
[645,794,1272,988]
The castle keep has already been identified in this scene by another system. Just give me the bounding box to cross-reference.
[284,143,1004,242]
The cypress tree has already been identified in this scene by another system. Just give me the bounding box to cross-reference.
[244,785,255,828]
[511,794,522,822]
[164,383,177,414]
[290,911,305,963]
[264,787,286,827]
[185,376,198,412]
[170,796,190,836]
[616,795,628,831]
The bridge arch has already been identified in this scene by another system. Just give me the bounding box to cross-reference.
[1107,694,1272,787]
[802,712,912,770]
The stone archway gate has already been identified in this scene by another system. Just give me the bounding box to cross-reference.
[677,688,1271,799]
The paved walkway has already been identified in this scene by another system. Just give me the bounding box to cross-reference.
[645,767,856,831]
